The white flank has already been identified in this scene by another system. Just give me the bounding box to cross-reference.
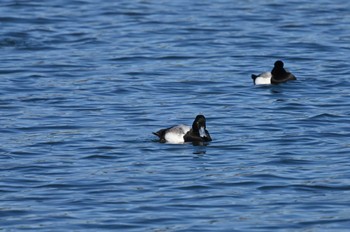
[164,124,191,144]
[254,72,272,85]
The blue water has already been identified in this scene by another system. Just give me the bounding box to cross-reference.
[1,0,350,231]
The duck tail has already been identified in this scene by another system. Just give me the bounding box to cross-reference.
[152,132,161,138]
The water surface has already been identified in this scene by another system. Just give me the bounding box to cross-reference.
[1,0,350,231]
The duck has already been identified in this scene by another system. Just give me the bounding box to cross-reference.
[252,60,297,85]
[153,114,212,144]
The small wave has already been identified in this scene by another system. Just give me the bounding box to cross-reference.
[308,113,342,120]
[299,218,350,226]
[0,36,52,51]
[293,184,350,191]
[82,154,116,160]
[259,184,350,192]
[263,158,313,165]
[0,37,27,48]
[16,125,83,132]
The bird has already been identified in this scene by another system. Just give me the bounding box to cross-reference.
[252,60,296,85]
[153,115,212,144]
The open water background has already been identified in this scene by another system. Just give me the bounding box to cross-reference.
[1,0,350,231]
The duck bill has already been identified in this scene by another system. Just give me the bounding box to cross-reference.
[199,126,207,137]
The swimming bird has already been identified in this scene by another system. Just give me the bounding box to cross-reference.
[252,60,297,85]
[153,115,212,144]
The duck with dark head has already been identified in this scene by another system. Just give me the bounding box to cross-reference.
[251,60,297,85]
[270,60,297,84]
[153,114,212,144]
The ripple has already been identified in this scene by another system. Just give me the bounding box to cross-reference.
[308,113,343,120]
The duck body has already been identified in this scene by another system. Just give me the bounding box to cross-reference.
[153,115,212,144]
